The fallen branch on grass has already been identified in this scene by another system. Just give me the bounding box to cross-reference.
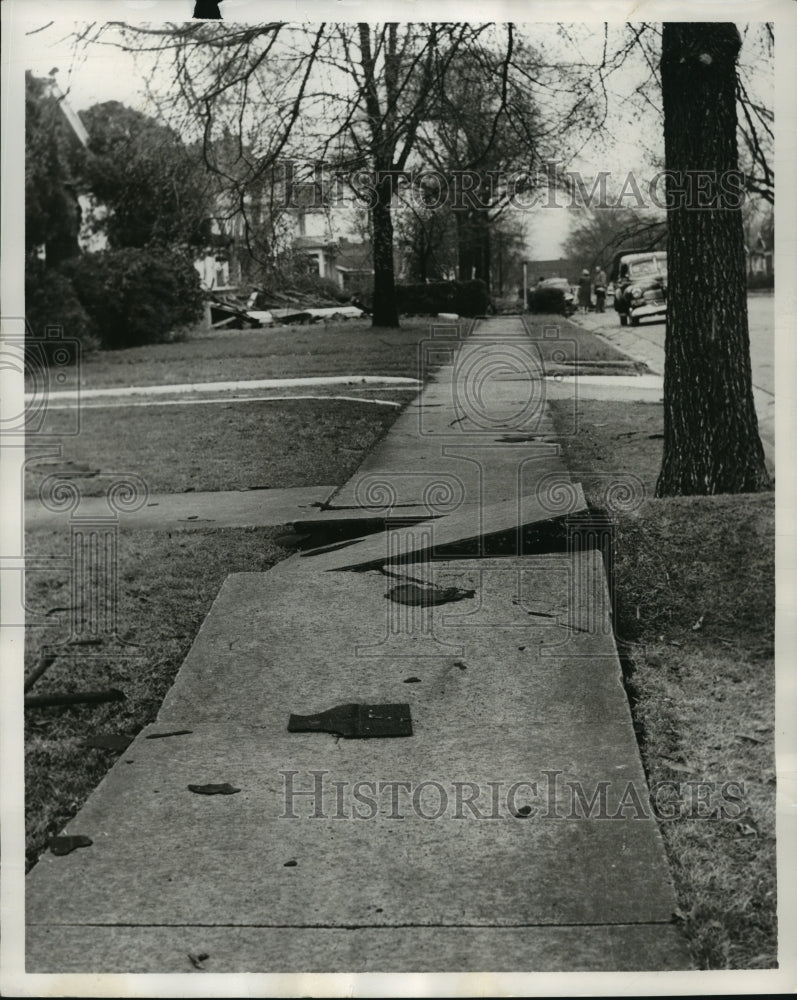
[23,651,58,693]
[25,689,126,709]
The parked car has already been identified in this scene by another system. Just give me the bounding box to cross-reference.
[609,250,667,327]
[528,277,576,316]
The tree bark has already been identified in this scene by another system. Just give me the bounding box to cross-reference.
[371,169,400,327]
[358,24,400,329]
[456,211,493,292]
[657,23,771,496]
[476,221,491,293]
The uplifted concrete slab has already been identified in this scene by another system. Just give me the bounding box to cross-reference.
[27,921,691,974]
[157,552,620,726]
[25,552,687,969]
[299,481,585,570]
[27,552,686,968]
[25,485,337,531]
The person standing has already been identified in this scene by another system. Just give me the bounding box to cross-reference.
[577,268,592,313]
[594,265,607,313]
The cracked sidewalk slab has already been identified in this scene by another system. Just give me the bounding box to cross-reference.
[325,442,564,515]
[27,923,691,973]
[297,483,586,570]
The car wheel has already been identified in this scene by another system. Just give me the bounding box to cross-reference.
[619,313,628,326]
[630,315,640,327]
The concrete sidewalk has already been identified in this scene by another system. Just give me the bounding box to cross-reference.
[25,484,337,531]
[26,316,691,974]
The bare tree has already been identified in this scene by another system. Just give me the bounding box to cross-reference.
[568,20,773,496]
[563,206,667,274]
[81,22,526,326]
[314,23,507,325]
[412,33,600,292]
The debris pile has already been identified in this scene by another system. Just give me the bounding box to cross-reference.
[208,285,368,329]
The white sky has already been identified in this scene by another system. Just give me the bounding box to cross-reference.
[18,17,665,258]
[12,9,774,259]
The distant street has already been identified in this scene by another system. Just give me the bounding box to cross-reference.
[570,291,775,469]
[746,293,774,397]
[588,292,773,395]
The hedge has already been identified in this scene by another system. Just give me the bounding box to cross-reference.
[747,271,774,291]
[395,279,489,317]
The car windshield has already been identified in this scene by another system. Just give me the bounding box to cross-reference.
[627,255,667,278]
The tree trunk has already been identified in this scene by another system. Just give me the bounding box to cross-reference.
[456,213,474,281]
[457,211,492,292]
[474,220,491,294]
[371,171,399,328]
[657,22,771,496]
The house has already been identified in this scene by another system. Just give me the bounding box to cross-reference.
[198,161,375,294]
[292,235,375,292]
[281,164,374,291]
[746,235,774,280]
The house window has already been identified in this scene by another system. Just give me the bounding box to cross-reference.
[297,252,323,276]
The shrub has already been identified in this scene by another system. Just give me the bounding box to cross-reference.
[284,272,352,303]
[528,285,567,314]
[62,246,204,349]
[25,257,100,364]
[395,279,489,317]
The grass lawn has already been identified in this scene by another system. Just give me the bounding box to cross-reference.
[25,394,410,499]
[23,320,449,868]
[24,526,292,870]
[523,315,636,364]
[54,318,448,389]
[28,314,627,393]
[550,397,776,970]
